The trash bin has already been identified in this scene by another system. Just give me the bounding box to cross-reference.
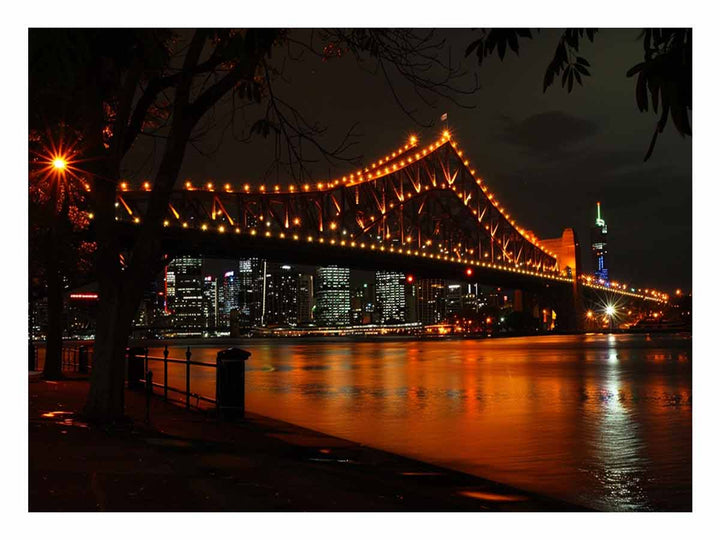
[78,345,89,374]
[127,346,146,390]
[216,348,251,420]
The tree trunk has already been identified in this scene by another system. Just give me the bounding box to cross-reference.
[43,231,64,380]
[82,166,131,422]
[83,276,136,421]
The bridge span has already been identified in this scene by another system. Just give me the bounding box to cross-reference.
[106,130,668,329]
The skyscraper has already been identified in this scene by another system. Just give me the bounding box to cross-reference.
[315,266,350,326]
[202,275,219,332]
[376,271,406,323]
[250,258,267,326]
[591,202,609,282]
[416,278,446,325]
[297,273,314,325]
[237,259,254,325]
[166,256,204,335]
[445,283,463,318]
[220,270,240,327]
[264,264,298,326]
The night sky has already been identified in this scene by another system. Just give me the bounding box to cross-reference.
[125,29,691,292]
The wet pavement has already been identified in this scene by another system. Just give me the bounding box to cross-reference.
[29,375,586,511]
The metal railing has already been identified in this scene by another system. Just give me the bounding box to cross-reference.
[62,344,92,373]
[31,341,218,411]
[138,346,217,410]
[28,342,92,373]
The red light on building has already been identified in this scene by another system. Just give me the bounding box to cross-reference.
[465,268,473,277]
[406,275,415,284]
[69,293,98,300]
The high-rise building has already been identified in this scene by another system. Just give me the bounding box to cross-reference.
[445,283,463,318]
[250,258,267,326]
[220,270,240,327]
[166,256,204,335]
[315,266,350,326]
[264,264,298,326]
[591,202,609,282]
[417,278,446,324]
[202,275,219,331]
[237,259,254,325]
[404,280,418,323]
[297,273,314,325]
[376,271,406,323]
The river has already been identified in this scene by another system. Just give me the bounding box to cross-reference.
[136,333,692,511]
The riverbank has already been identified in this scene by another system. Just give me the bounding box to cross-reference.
[29,374,584,511]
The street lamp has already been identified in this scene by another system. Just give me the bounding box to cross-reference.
[605,304,616,331]
[52,156,68,171]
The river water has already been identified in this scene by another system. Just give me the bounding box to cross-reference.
[141,333,691,511]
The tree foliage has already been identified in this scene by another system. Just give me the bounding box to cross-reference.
[464,28,691,160]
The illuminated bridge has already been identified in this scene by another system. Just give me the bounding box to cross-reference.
[111,130,668,329]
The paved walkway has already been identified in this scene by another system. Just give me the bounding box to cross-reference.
[29,374,585,511]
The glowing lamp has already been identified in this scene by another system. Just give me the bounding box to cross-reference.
[52,157,67,171]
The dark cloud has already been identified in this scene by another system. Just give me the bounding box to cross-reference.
[499,111,600,157]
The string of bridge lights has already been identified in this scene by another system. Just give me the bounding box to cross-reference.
[117,130,557,261]
[108,130,668,300]
[579,274,668,303]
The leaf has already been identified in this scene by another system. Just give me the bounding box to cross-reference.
[576,56,590,67]
[542,67,554,92]
[648,76,660,113]
[508,32,519,54]
[636,72,648,112]
[575,64,590,76]
[566,30,579,50]
[643,125,660,162]
[497,38,506,60]
[626,62,644,77]
[465,38,482,58]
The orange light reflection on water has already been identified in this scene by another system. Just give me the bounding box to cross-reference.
[147,333,690,511]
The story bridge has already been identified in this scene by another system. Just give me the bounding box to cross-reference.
[110,130,668,330]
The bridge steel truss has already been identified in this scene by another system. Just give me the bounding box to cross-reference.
[117,134,560,279]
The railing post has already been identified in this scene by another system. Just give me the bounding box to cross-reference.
[185,346,191,409]
[78,346,88,374]
[145,370,153,423]
[127,347,145,390]
[163,345,169,402]
[144,347,148,375]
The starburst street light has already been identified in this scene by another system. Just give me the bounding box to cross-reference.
[52,156,68,171]
[605,304,616,317]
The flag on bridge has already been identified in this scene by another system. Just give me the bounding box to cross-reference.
[441,113,448,121]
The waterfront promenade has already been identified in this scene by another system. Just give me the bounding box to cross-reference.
[29,374,583,511]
